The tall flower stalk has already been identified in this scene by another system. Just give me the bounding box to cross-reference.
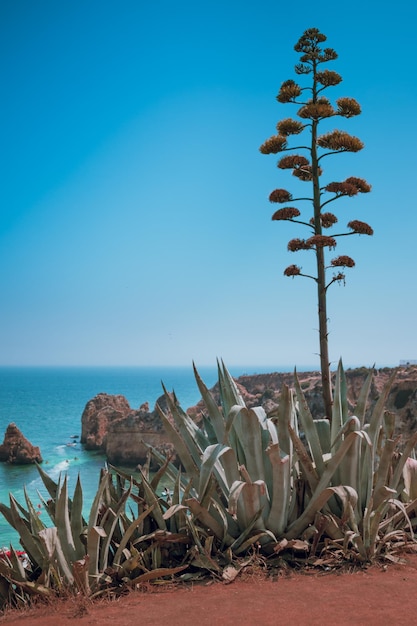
[260,28,373,419]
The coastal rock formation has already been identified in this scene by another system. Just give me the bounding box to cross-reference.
[106,408,173,466]
[80,366,417,466]
[81,393,131,450]
[188,366,417,441]
[81,393,173,466]
[0,423,43,464]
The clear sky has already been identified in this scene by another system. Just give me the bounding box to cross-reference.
[1,0,416,369]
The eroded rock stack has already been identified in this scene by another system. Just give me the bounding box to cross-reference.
[0,423,43,464]
[80,392,173,467]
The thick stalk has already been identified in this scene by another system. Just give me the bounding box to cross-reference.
[311,59,333,420]
[316,247,332,419]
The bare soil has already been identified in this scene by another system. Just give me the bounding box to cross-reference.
[1,554,417,626]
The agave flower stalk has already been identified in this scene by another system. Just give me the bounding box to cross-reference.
[260,29,373,419]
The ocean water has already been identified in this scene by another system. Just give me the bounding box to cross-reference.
[0,364,287,547]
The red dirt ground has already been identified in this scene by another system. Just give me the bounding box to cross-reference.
[1,554,417,626]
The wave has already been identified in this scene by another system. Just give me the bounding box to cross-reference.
[47,459,71,480]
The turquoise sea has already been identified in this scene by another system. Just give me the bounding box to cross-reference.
[0,364,293,547]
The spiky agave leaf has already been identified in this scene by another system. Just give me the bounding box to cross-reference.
[7,495,45,568]
[185,497,233,545]
[161,382,209,458]
[228,479,268,532]
[286,431,365,538]
[112,505,155,569]
[37,526,75,586]
[129,565,188,586]
[353,366,374,427]
[35,462,60,503]
[86,526,107,585]
[217,360,245,416]
[367,369,398,451]
[403,457,417,501]
[156,403,200,485]
[228,506,275,554]
[218,447,241,491]
[294,370,325,476]
[228,406,269,484]
[193,362,226,443]
[333,416,362,493]
[55,476,78,566]
[390,431,417,495]
[198,443,234,502]
[371,438,396,511]
[88,469,112,529]
[275,382,295,456]
[266,443,291,536]
[288,424,320,493]
[0,545,27,583]
[146,445,194,496]
[23,486,46,535]
[99,477,134,572]
[331,359,349,447]
[71,475,86,561]
[140,471,167,531]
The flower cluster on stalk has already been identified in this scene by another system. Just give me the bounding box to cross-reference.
[332,272,346,285]
[269,189,292,203]
[284,264,301,277]
[309,212,338,228]
[260,27,373,298]
[318,130,364,152]
[336,97,361,117]
[348,220,374,235]
[331,255,355,268]
[277,80,302,103]
[278,155,310,169]
[276,118,304,135]
[325,177,371,197]
[298,98,335,120]
[259,135,288,154]
[272,207,301,221]
[287,238,311,252]
[316,70,342,87]
[306,235,337,249]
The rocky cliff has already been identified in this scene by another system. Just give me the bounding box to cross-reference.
[0,423,43,464]
[80,392,174,466]
[226,366,417,439]
[81,393,131,451]
[80,366,417,466]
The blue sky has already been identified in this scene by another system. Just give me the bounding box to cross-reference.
[1,0,416,369]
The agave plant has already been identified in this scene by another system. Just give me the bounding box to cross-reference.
[153,361,417,562]
[0,463,188,607]
[286,364,417,560]
[153,363,293,554]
